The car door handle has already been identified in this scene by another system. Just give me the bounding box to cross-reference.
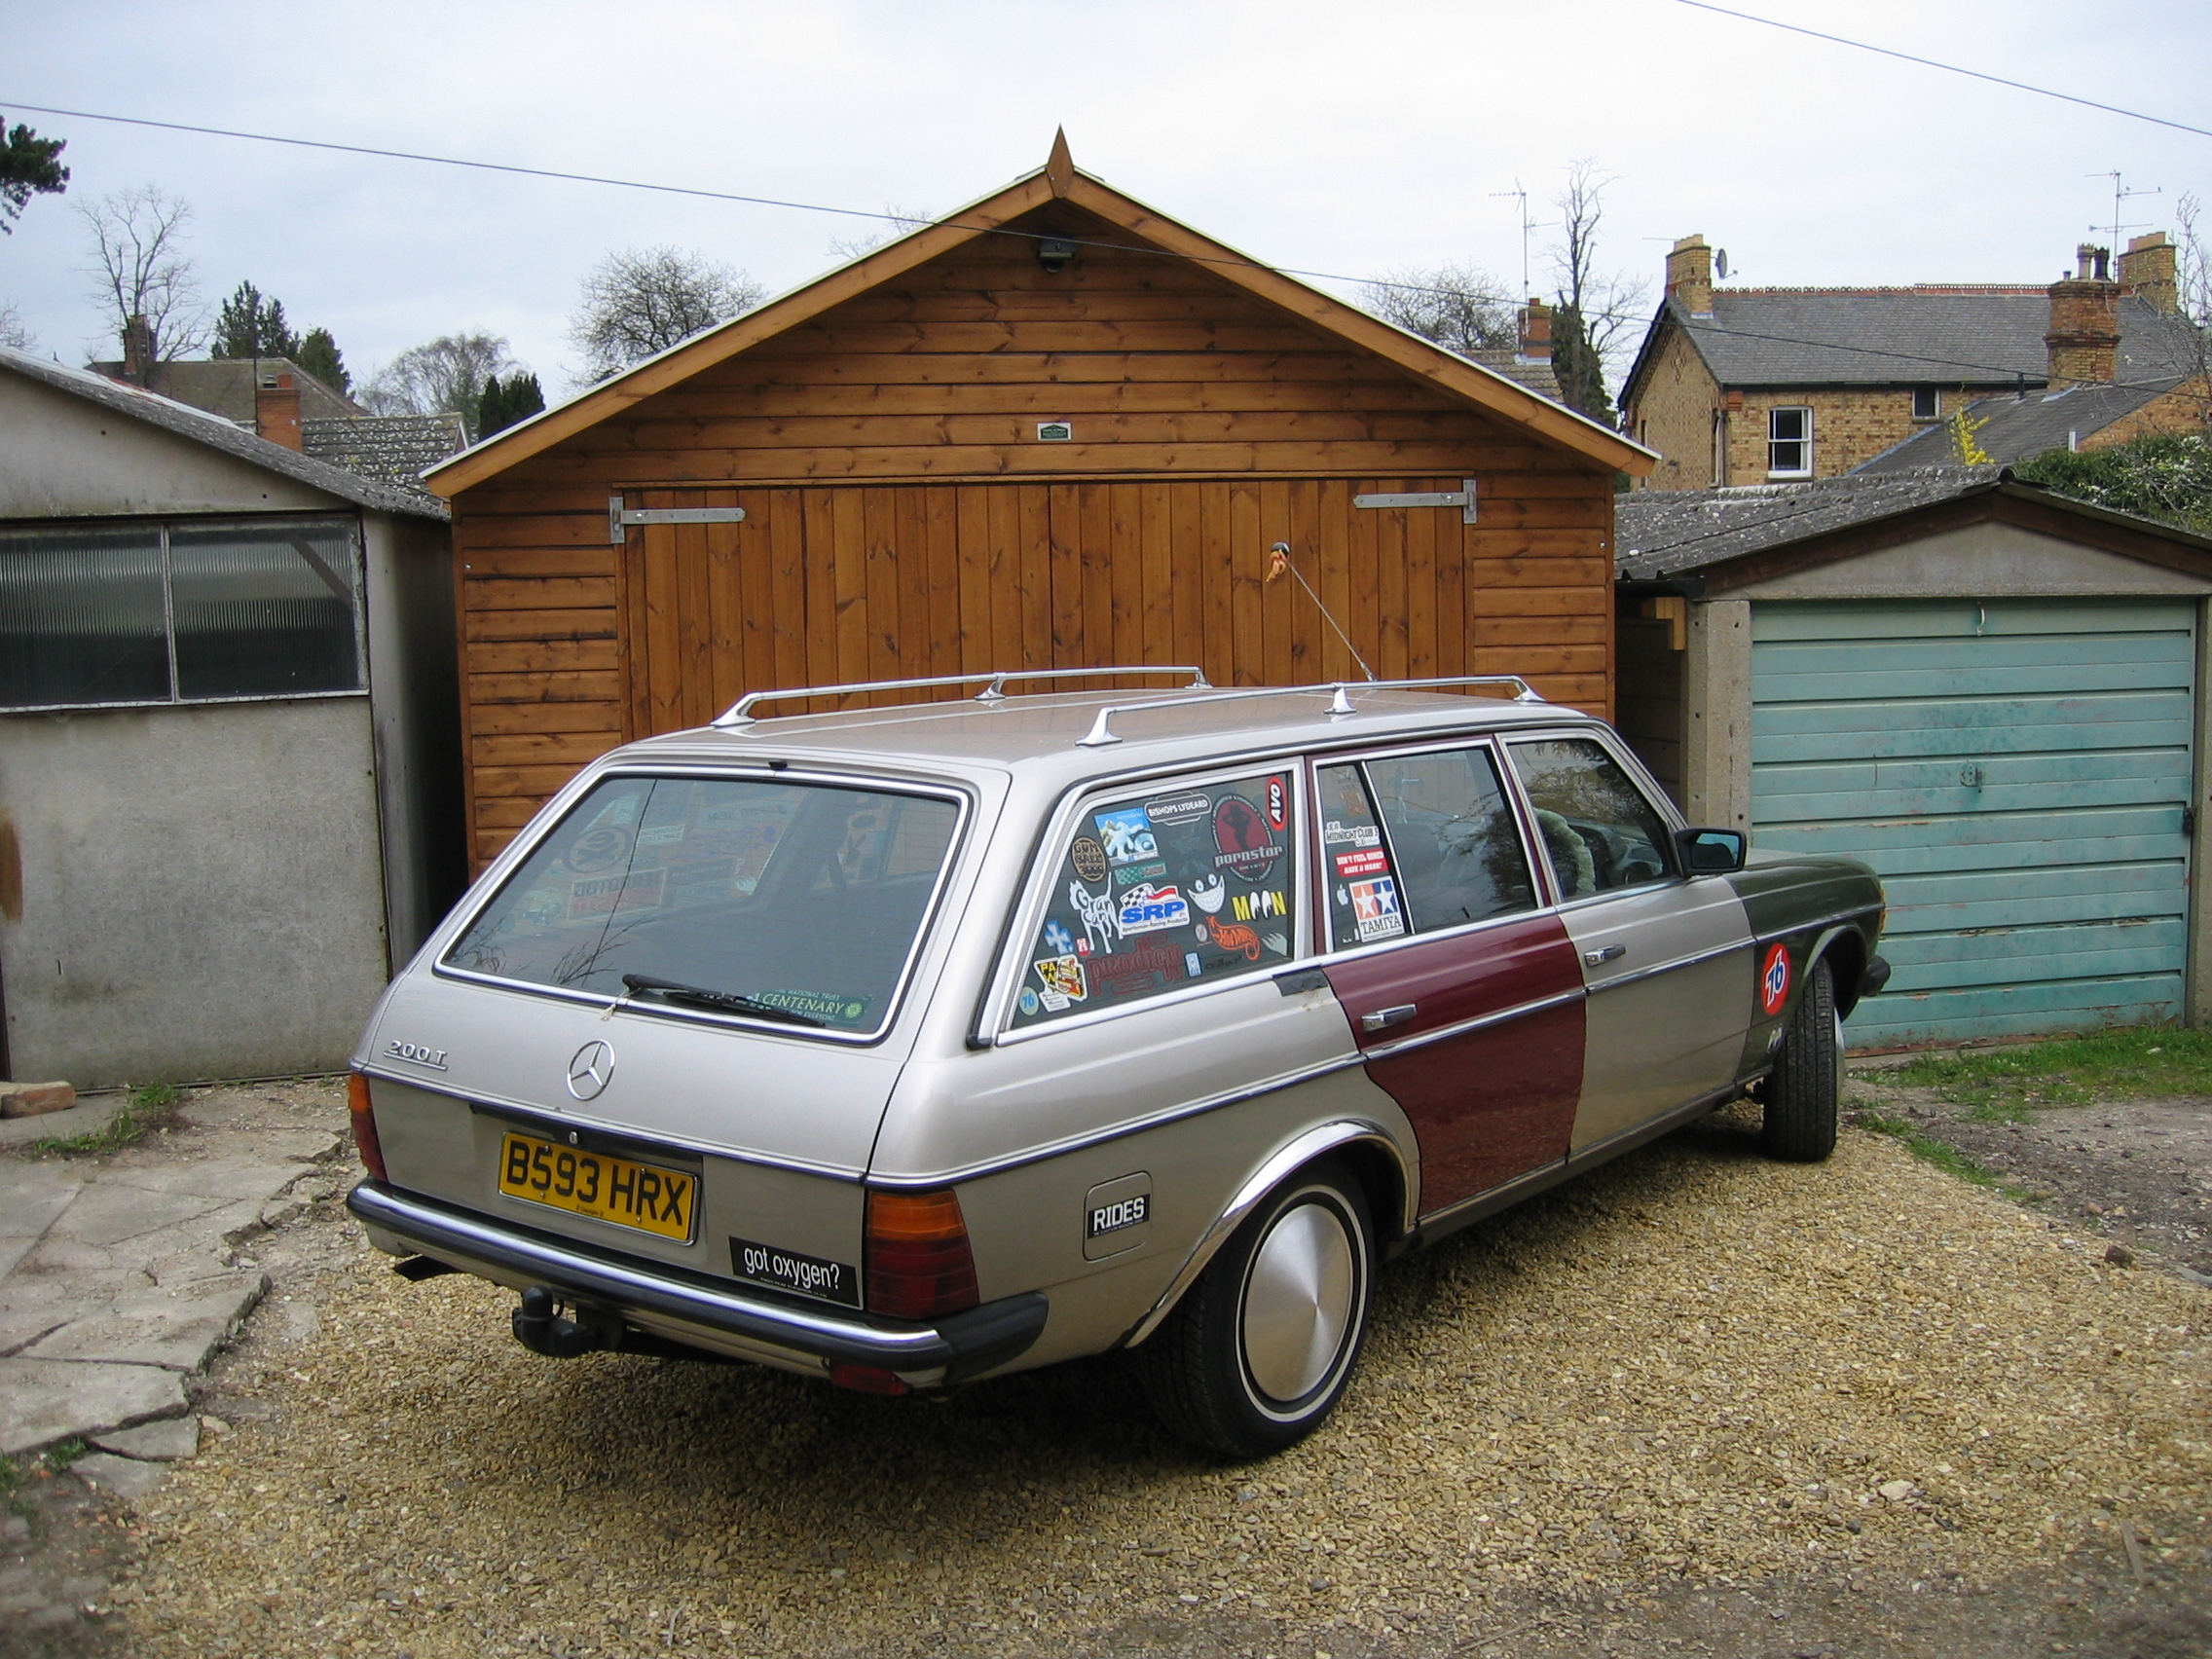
[1583,944,1626,966]
[1360,1004,1418,1032]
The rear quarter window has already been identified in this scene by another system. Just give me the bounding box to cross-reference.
[1009,768,1300,1029]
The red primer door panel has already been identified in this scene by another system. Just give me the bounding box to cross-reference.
[1323,914,1586,1214]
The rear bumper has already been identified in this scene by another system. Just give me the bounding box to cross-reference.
[346,1180,1047,1384]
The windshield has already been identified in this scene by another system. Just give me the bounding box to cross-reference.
[443,775,960,1036]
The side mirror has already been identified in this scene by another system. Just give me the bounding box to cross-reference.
[1676,827,1747,874]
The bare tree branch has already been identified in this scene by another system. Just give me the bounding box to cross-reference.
[75,185,205,362]
[828,204,938,263]
[359,333,516,437]
[0,300,32,351]
[1357,262,1519,357]
[569,246,764,383]
[1548,161,1651,422]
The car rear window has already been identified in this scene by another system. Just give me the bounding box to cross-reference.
[1010,768,1299,1029]
[443,775,959,1036]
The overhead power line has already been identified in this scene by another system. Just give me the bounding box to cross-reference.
[1673,1,2212,141]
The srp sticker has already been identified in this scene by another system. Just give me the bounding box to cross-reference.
[1759,941,1792,1016]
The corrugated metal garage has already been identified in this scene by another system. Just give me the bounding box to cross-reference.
[1614,468,2212,1046]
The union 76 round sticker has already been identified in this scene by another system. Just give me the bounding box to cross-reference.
[1758,941,1792,1017]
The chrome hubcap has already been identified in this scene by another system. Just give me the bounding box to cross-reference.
[1240,1198,1355,1404]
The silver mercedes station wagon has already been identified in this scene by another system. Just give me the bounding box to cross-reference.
[348,670,1889,1456]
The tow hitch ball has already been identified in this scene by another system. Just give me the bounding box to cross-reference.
[512,1285,615,1358]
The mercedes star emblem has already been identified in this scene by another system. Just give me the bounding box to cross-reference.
[566,1040,614,1101]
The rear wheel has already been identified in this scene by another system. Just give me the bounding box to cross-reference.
[1763,956,1841,1161]
[1139,1161,1375,1458]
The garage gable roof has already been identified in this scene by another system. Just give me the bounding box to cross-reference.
[427,132,1653,496]
[1616,466,2212,586]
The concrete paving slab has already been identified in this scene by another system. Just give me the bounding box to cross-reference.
[0,1095,129,1150]
[25,1272,268,1372]
[0,1358,185,1455]
[0,1166,80,1280]
[90,1416,200,1460]
[73,1451,168,1500]
[38,1182,240,1250]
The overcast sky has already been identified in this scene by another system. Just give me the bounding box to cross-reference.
[5,0,2207,403]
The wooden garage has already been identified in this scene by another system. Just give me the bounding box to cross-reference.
[426,134,1651,869]
[1615,467,2212,1046]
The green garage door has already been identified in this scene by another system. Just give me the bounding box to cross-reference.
[1751,599,2196,1046]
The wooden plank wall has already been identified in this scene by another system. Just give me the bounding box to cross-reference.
[452,204,1617,867]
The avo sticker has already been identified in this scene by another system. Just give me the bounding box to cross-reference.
[1070,836,1109,884]
[1759,941,1792,1016]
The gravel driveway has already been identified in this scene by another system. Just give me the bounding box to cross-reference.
[80,1096,2208,1659]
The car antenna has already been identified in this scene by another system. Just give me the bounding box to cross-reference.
[1265,541,1377,682]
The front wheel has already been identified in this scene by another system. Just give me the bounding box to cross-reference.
[1139,1160,1375,1458]
[1763,956,1841,1161]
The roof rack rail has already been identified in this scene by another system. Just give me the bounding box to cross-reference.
[1073,675,1542,748]
[709,665,1209,730]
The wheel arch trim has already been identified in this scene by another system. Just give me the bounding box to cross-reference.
[1122,1119,1411,1349]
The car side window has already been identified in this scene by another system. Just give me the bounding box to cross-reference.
[1363,746,1539,931]
[1505,736,1673,901]
[1315,763,1405,950]
[1009,769,1299,1029]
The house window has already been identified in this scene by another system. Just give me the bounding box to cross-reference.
[1767,407,1813,477]
[1912,387,1940,421]
[0,517,362,711]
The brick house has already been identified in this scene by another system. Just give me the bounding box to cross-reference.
[1619,233,2200,491]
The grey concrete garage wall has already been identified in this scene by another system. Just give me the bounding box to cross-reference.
[0,696,388,1086]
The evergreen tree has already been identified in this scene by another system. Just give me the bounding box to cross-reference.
[1550,301,1612,424]
[211,279,303,360]
[476,371,546,439]
[0,116,68,234]
[2014,433,2212,536]
[297,326,350,395]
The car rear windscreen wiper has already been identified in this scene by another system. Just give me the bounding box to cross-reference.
[619,974,826,1028]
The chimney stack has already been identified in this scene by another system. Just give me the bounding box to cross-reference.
[1518,297,1553,362]
[255,371,303,451]
[2045,246,2121,387]
[1666,235,1714,316]
[2120,231,2178,313]
[121,314,153,387]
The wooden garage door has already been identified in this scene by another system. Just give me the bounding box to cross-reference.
[1749,598,2196,1046]
[617,479,1609,740]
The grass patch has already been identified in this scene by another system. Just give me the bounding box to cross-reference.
[41,1439,87,1473]
[1855,1111,2024,1196]
[31,1081,182,1158]
[1883,1024,2212,1115]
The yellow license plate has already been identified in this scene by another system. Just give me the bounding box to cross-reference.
[497,1131,697,1242]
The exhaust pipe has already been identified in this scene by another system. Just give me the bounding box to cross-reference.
[512,1286,617,1358]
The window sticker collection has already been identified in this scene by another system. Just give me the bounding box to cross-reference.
[1015,773,1294,1026]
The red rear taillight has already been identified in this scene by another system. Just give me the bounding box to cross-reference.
[349,1071,388,1182]
[864,1189,979,1319]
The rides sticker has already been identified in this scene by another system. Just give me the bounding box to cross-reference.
[1759,941,1792,1016]
[1116,882,1191,936]
[1348,875,1404,941]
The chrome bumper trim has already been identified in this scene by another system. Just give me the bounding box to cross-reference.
[347,1181,1047,1381]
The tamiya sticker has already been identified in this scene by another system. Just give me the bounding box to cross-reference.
[1042,919,1076,956]
[1759,941,1792,1016]
[1070,836,1109,884]
[1112,860,1168,888]
[1209,918,1264,961]
[1265,775,1288,831]
[1143,792,1212,828]
[1324,821,1382,848]
[1336,848,1389,878]
[1349,875,1404,941]
[1116,882,1191,936]
[1212,794,1280,880]
[1033,954,1088,1010]
[1094,807,1158,865]
[1189,874,1227,914]
[1069,881,1120,955]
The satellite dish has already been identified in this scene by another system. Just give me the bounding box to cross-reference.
[1715,249,1731,280]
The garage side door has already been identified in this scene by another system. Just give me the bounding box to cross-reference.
[1750,598,2195,1046]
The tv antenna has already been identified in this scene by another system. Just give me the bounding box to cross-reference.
[1491,180,1556,299]
[2089,169,2160,254]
